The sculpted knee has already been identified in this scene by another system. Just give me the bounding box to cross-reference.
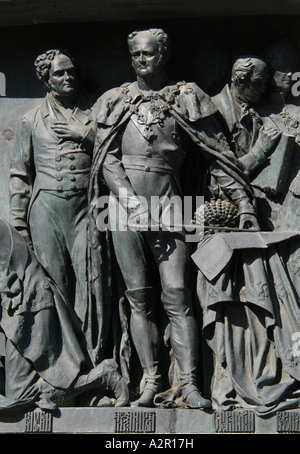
[125,286,158,315]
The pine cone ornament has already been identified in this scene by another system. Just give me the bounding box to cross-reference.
[194,199,239,228]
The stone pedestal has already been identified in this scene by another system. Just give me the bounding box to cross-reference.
[0,407,299,435]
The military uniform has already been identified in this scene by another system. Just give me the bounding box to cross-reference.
[91,81,257,403]
[9,92,96,321]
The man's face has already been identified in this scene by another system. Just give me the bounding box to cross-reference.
[47,54,77,97]
[272,63,294,94]
[239,63,268,104]
[130,32,164,80]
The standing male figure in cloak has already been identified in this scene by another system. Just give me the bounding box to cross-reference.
[9,49,96,328]
[90,28,258,408]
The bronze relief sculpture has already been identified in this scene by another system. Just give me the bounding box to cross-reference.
[0,26,298,427]
[89,28,259,409]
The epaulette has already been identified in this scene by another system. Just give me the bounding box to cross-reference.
[90,83,134,125]
[173,82,217,122]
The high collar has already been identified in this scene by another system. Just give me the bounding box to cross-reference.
[127,81,179,104]
[41,92,90,124]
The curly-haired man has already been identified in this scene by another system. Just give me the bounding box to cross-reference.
[9,49,96,323]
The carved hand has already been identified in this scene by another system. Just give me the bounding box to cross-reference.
[52,121,88,142]
[127,203,151,231]
[239,213,260,230]
[259,126,281,155]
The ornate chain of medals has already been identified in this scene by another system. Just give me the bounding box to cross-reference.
[127,84,181,140]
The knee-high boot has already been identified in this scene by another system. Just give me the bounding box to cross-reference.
[161,287,211,408]
[125,287,161,406]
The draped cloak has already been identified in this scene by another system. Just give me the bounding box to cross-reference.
[87,80,257,387]
[0,217,87,411]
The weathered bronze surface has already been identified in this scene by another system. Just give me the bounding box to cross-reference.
[0,4,299,435]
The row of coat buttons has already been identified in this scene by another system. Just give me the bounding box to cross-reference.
[57,185,77,192]
[56,175,76,181]
[57,144,81,151]
[145,150,152,171]
[56,154,76,161]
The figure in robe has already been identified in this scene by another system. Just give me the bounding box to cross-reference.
[194,51,300,414]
